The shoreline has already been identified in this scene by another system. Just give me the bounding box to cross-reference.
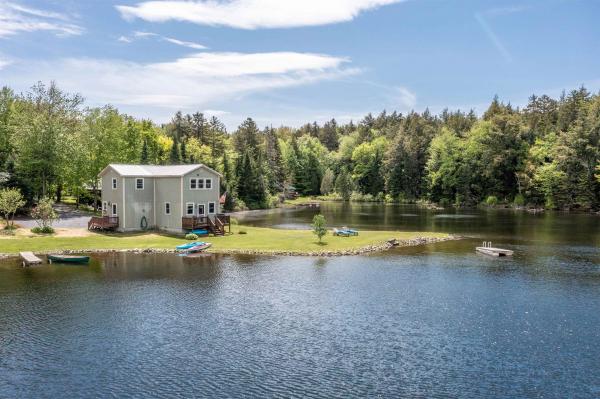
[0,235,461,259]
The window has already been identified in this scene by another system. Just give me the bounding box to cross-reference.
[112,203,118,216]
[198,178,205,189]
[208,202,215,214]
[205,178,212,189]
[112,178,117,189]
[165,202,171,215]
[136,178,144,190]
[102,201,107,215]
[190,178,197,190]
[186,203,194,216]
[197,204,205,216]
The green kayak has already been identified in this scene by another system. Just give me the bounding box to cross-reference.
[47,254,90,264]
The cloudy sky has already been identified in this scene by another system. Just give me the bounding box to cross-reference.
[0,0,598,128]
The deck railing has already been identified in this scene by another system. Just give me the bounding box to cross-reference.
[88,216,119,230]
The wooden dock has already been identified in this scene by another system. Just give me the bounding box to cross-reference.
[476,242,513,257]
[20,251,43,266]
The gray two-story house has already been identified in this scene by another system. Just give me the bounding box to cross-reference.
[90,164,228,234]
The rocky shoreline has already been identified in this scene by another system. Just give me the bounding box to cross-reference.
[0,235,461,259]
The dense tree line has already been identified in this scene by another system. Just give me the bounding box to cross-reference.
[1,82,599,211]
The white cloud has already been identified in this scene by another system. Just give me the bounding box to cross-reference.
[116,0,403,29]
[388,86,416,110]
[119,31,208,50]
[0,59,12,70]
[0,2,83,38]
[2,51,357,120]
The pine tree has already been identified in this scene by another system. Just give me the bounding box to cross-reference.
[334,169,352,200]
[319,118,339,151]
[140,139,149,164]
[265,127,285,193]
[169,137,181,164]
[180,139,187,163]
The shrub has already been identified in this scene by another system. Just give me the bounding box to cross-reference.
[31,198,58,228]
[513,193,525,206]
[316,193,342,201]
[185,233,198,240]
[311,214,327,242]
[0,188,26,229]
[267,194,280,209]
[485,195,499,207]
[350,192,375,202]
[31,226,54,234]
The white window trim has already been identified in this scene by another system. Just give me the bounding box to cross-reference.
[112,203,118,216]
[197,203,206,216]
[165,202,171,215]
[190,178,197,190]
[135,178,144,190]
[185,202,195,216]
[208,202,216,214]
[205,178,212,190]
[102,201,108,215]
[112,178,117,190]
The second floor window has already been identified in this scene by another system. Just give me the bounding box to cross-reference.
[190,178,197,189]
[136,178,144,190]
[205,178,212,189]
[165,202,171,215]
[112,178,117,189]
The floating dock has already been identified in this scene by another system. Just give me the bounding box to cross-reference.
[19,251,43,266]
[476,242,513,257]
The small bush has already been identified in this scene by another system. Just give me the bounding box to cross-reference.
[185,233,198,240]
[513,193,525,206]
[267,194,280,209]
[238,230,247,234]
[31,226,54,234]
[350,192,375,202]
[485,195,499,207]
[316,193,343,201]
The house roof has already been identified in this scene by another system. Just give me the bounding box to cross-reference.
[99,164,222,177]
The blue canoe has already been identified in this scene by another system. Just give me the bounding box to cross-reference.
[191,229,208,235]
[176,241,205,250]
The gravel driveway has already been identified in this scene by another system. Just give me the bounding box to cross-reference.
[15,203,95,229]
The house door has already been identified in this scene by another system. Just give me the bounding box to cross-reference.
[197,204,206,216]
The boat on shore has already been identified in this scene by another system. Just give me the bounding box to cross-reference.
[47,254,90,264]
[176,241,206,250]
[187,242,212,253]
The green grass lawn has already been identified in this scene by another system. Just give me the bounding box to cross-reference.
[0,226,450,255]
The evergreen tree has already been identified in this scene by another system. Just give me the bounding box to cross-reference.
[319,118,339,151]
[140,139,149,164]
[265,127,285,193]
[180,139,187,163]
[169,137,181,164]
[334,169,353,200]
[233,118,261,156]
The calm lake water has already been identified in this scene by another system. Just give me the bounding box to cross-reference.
[1,204,599,398]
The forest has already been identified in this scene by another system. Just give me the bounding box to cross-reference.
[1,82,599,212]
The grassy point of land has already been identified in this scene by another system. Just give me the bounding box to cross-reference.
[0,226,453,256]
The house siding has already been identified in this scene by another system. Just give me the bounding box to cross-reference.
[101,169,123,229]
[123,177,155,231]
[182,167,221,217]
[154,177,183,231]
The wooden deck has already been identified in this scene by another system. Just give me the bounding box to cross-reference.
[182,214,230,235]
[476,243,514,257]
[20,251,42,267]
[88,216,119,230]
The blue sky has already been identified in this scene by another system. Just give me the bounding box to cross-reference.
[0,0,599,129]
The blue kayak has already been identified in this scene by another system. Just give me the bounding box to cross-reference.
[176,241,205,250]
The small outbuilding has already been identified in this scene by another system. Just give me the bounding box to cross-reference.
[89,164,229,234]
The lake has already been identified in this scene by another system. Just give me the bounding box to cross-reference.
[1,204,599,398]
